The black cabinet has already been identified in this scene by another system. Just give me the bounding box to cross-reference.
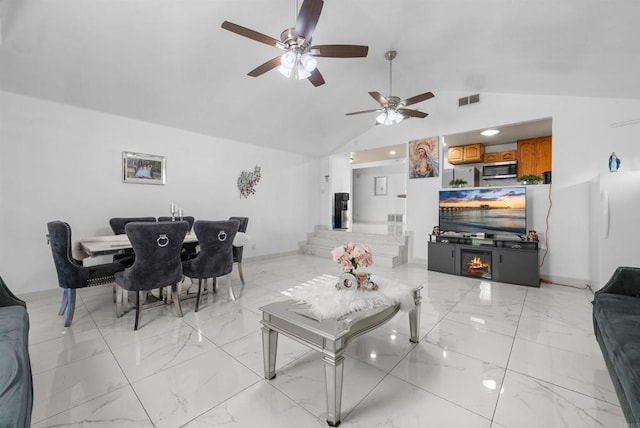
[494,248,540,287]
[427,242,456,274]
[427,237,540,287]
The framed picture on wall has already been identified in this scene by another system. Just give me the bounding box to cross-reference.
[408,137,439,178]
[374,176,388,195]
[122,152,166,185]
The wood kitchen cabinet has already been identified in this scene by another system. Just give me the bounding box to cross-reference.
[517,136,552,177]
[483,150,517,163]
[448,143,484,165]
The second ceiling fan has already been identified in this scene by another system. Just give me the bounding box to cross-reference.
[347,51,435,125]
[221,0,368,87]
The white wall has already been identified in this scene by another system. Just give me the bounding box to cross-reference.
[352,163,406,223]
[329,91,640,287]
[0,91,319,294]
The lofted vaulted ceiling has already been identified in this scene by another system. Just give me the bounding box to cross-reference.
[1,0,639,157]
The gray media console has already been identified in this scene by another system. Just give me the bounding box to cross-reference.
[427,236,540,287]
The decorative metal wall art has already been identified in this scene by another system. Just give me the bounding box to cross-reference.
[237,165,261,198]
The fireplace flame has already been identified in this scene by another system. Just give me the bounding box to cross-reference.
[466,256,491,273]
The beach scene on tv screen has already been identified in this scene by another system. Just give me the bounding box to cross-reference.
[439,187,527,235]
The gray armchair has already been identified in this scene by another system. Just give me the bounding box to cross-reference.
[229,216,249,284]
[182,220,239,311]
[47,221,126,327]
[115,221,189,330]
[592,266,640,424]
[0,276,33,428]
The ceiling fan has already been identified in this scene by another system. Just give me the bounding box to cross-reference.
[221,0,368,87]
[346,51,434,125]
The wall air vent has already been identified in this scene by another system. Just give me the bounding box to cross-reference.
[458,94,480,107]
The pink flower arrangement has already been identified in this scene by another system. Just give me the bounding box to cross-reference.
[331,242,373,272]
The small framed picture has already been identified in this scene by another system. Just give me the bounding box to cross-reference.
[374,176,387,196]
[122,152,166,185]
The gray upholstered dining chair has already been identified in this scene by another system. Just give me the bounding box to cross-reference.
[115,221,189,330]
[157,216,195,231]
[182,220,239,311]
[109,217,157,235]
[109,217,157,267]
[158,216,197,261]
[229,216,249,285]
[47,221,126,327]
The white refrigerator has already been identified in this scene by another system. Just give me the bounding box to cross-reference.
[589,171,640,290]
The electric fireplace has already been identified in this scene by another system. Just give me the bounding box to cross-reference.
[461,249,492,279]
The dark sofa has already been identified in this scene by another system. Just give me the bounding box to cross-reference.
[0,276,33,428]
[592,266,640,425]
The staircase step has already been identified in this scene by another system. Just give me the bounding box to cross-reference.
[306,237,401,256]
[314,229,404,244]
[300,243,400,268]
[300,228,408,269]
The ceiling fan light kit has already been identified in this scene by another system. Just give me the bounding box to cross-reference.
[277,50,318,80]
[347,50,435,125]
[377,108,404,126]
[221,0,368,87]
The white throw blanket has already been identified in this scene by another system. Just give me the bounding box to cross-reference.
[283,274,415,320]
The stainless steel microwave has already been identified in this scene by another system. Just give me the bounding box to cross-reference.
[482,161,517,179]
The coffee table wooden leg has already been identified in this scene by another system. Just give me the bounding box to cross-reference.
[323,354,344,427]
[409,286,423,343]
[262,327,278,380]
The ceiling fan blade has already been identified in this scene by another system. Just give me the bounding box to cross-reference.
[295,0,324,41]
[309,45,369,58]
[308,68,326,87]
[398,108,428,118]
[401,91,434,107]
[221,21,287,50]
[345,108,382,116]
[247,57,281,77]
[368,91,388,107]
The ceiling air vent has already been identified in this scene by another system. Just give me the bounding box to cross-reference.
[458,94,480,107]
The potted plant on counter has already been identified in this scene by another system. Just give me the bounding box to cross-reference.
[517,174,542,184]
[449,178,467,188]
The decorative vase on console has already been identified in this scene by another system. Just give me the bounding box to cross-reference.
[332,242,377,291]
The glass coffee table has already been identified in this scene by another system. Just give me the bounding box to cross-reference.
[259,286,422,427]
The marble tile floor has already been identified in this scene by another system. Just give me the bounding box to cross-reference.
[20,254,627,427]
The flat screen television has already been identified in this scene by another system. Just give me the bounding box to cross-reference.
[439,187,527,235]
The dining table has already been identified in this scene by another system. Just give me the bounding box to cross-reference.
[76,230,248,316]
[77,231,246,258]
